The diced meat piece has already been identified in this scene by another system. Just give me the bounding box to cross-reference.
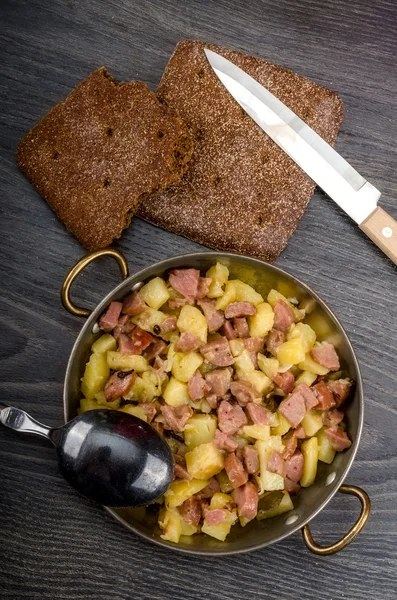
[285,450,304,482]
[221,320,237,340]
[113,314,136,339]
[250,351,259,369]
[230,381,258,406]
[214,429,238,452]
[313,380,336,410]
[295,425,306,439]
[325,426,352,451]
[273,300,294,332]
[122,292,146,316]
[246,402,272,425]
[168,297,187,309]
[294,383,319,410]
[233,317,249,338]
[188,370,211,402]
[272,370,295,393]
[278,390,306,428]
[160,315,177,333]
[225,302,257,319]
[99,301,123,332]
[197,277,212,299]
[118,333,136,355]
[179,496,201,526]
[232,482,258,519]
[197,477,221,499]
[129,327,154,355]
[266,329,286,356]
[217,400,248,435]
[284,477,301,495]
[174,464,192,480]
[140,403,157,423]
[225,452,248,488]
[267,451,285,476]
[197,297,225,333]
[243,445,259,474]
[104,371,136,401]
[205,368,232,397]
[143,339,167,362]
[327,378,353,407]
[322,408,344,428]
[161,405,193,432]
[175,331,202,353]
[169,268,200,303]
[243,337,265,351]
[200,337,234,367]
[282,431,298,460]
[206,394,219,409]
[200,498,210,518]
[310,343,340,371]
[153,356,168,385]
[205,509,228,525]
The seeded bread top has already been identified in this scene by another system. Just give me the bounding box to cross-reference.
[17,67,193,250]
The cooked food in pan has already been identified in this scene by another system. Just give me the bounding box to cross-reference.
[79,263,352,543]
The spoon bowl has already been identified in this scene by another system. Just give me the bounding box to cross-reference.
[0,404,174,507]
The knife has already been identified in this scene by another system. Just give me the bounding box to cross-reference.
[204,48,397,266]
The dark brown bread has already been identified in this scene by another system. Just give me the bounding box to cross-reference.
[16,68,193,250]
[138,41,344,261]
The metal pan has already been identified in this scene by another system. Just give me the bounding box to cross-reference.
[61,248,370,556]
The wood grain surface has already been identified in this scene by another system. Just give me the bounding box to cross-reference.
[0,0,396,598]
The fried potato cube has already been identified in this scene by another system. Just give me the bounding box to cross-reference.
[317,427,337,464]
[159,509,182,543]
[288,323,316,353]
[215,281,237,311]
[277,338,306,367]
[229,280,264,305]
[107,351,149,372]
[300,437,319,487]
[119,404,148,421]
[295,370,317,387]
[301,409,323,437]
[91,333,117,355]
[185,442,225,479]
[257,355,279,379]
[206,262,229,298]
[163,376,190,406]
[248,302,274,337]
[172,352,203,383]
[164,478,209,509]
[139,277,170,310]
[184,414,217,449]
[177,305,208,343]
[81,352,110,399]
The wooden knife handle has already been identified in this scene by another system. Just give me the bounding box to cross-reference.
[359,207,397,266]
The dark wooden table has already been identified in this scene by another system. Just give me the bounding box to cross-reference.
[1,0,396,598]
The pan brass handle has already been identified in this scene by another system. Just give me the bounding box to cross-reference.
[302,484,371,555]
[61,249,129,317]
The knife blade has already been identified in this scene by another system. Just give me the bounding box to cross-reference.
[204,48,397,266]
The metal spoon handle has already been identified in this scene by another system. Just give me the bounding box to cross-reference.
[0,404,52,441]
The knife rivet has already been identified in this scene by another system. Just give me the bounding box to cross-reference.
[382,227,393,238]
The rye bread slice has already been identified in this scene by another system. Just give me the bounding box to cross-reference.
[16,67,193,250]
[138,40,344,261]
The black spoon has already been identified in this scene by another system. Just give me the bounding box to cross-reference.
[0,404,174,507]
